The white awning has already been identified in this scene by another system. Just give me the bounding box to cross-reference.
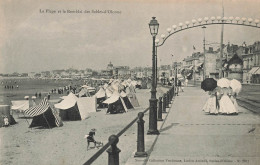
[248,67,260,74]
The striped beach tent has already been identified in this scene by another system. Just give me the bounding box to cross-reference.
[24,98,62,128]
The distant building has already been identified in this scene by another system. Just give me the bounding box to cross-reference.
[159,65,171,80]
[107,62,114,70]
[225,54,243,81]
[183,51,204,81]
[205,48,219,79]
[242,41,260,84]
[131,67,143,79]
[113,66,130,79]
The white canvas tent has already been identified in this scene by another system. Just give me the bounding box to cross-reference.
[11,100,29,112]
[120,91,134,109]
[54,93,96,120]
[103,93,128,114]
[95,87,107,108]
[77,88,91,97]
[95,87,106,98]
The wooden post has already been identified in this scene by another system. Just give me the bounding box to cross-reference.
[107,135,121,165]
[134,112,148,157]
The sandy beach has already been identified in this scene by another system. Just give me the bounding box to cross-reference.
[0,78,168,165]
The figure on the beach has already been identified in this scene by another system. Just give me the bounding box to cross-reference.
[3,116,9,127]
[86,129,96,150]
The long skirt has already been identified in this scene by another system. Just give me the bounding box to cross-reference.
[219,95,237,114]
[203,96,218,114]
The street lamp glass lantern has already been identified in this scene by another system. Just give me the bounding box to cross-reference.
[149,17,159,37]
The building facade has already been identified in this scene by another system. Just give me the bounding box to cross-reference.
[242,41,260,84]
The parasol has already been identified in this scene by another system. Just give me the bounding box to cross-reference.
[230,79,242,94]
[31,96,36,99]
[217,78,230,88]
[201,78,217,91]
[24,96,29,99]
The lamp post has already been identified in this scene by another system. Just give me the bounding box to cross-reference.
[202,26,206,80]
[148,17,160,135]
[155,46,158,87]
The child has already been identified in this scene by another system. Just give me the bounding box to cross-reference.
[86,129,97,150]
[3,116,9,127]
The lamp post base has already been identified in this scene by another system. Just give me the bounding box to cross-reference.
[147,129,160,135]
[134,151,148,157]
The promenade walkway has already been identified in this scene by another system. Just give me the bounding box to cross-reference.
[126,86,260,165]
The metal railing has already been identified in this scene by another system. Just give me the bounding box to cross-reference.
[83,85,175,165]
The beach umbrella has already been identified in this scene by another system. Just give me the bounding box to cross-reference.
[230,79,242,94]
[201,78,217,91]
[31,96,36,99]
[217,78,230,88]
[24,96,29,99]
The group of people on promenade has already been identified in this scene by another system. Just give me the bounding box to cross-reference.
[202,78,241,115]
[1,80,19,90]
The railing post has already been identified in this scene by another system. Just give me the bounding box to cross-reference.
[171,87,174,100]
[169,88,172,101]
[166,91,169,108]
[162,94,167,113]
[157,97,163,121]
[107,135,121,165]
[134,112,148,157]
[173,86,175,98]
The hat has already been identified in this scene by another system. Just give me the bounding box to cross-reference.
[90,128,96,132]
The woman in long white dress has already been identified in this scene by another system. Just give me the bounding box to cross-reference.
[218,87,238,115]
[230,90,239,110]
[203,89,218,115]
[229,79,242,112]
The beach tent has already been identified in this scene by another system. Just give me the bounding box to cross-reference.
[24,98,62,128]
[77,97,96,119]
[0,105,16,127]
[77,88,91,97]
[54,93,81,121]
[103,93,128,114]
[11,100,29,112]
[55,93,96,120]
[82,85,96,93]
[127,93,140,108]
[95,87,107,108]
[105,86,114,98]
[120,91,134,109]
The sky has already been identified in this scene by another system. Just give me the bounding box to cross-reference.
[0,0,259,73]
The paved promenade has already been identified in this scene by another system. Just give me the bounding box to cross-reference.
[126,86,260,165]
